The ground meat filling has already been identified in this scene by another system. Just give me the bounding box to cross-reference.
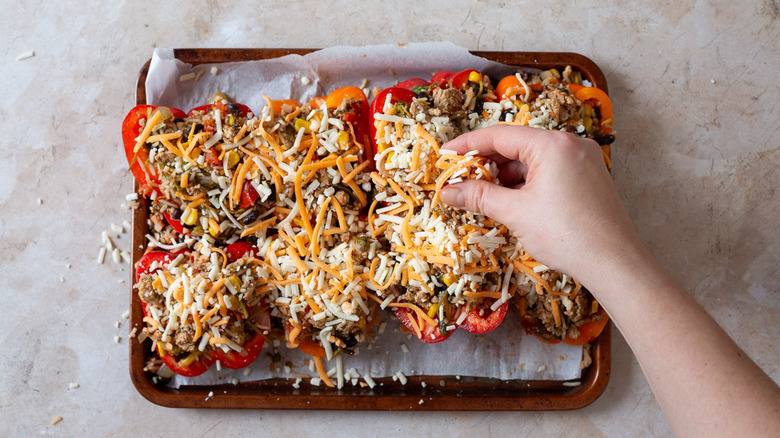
[174,327,197,353]
[534,86,581,124]
[524,287,599,339]
[136,275,164,306]
[309,168,370,212]
[342,234,370,266]
[567,293,590,323]
[432,87,464,114]
[225,320,251,346]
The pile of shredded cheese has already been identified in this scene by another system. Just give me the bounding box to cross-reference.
[137,95,377,364]
[138,244,270,358]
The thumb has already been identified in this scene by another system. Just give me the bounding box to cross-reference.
[440,179,521,224]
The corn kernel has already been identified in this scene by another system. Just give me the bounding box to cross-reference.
[583,117,593,132]
[225,150,240,168]
[591,300,600,315]
[583,104,593,117]
[427,303,439,318]
[294,118,311,132]
[337,131,349,150]
[180,353,197,367]
[442,275,455,287]
[228,274,241,290]
[182,208,198,226]
[208,218,221,237]
[468,71,485,96]
[156,342,167,358]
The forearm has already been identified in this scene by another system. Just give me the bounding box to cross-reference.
[587,247,780,437]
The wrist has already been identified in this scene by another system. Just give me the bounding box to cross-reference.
[575,234,671,312]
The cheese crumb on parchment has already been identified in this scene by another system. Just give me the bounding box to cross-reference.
[16,50,35,61]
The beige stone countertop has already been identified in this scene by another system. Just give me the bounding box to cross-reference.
[2,1,778,436]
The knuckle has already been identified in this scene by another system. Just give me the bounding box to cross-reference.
[471,182,493,217]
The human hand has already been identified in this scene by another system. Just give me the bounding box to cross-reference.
[439,128,780,438]
[440,125,643,286]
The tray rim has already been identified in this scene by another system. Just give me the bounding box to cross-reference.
[129,48,612,411]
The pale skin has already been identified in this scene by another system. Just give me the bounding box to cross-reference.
[439,125,780,437]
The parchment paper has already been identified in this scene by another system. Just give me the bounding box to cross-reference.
[144,42,583,387]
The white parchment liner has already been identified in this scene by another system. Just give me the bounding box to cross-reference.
[143,42,583,387]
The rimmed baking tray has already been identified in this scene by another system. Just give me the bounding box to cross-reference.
[129,48,611,410]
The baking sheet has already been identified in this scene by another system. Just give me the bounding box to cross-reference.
[129,47,613,410]
[142,43,584,388]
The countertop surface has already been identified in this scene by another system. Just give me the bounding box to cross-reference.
[1,1,778,436]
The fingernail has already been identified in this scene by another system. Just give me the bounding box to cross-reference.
[440,186,464,208]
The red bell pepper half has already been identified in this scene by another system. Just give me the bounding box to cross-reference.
[122,101,260,234]
[122,105,187,197]
[135,242,269,376]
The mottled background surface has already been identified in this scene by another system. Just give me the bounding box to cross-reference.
[1,1,778,436]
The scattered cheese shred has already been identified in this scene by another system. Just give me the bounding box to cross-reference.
[313,356,335,388]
